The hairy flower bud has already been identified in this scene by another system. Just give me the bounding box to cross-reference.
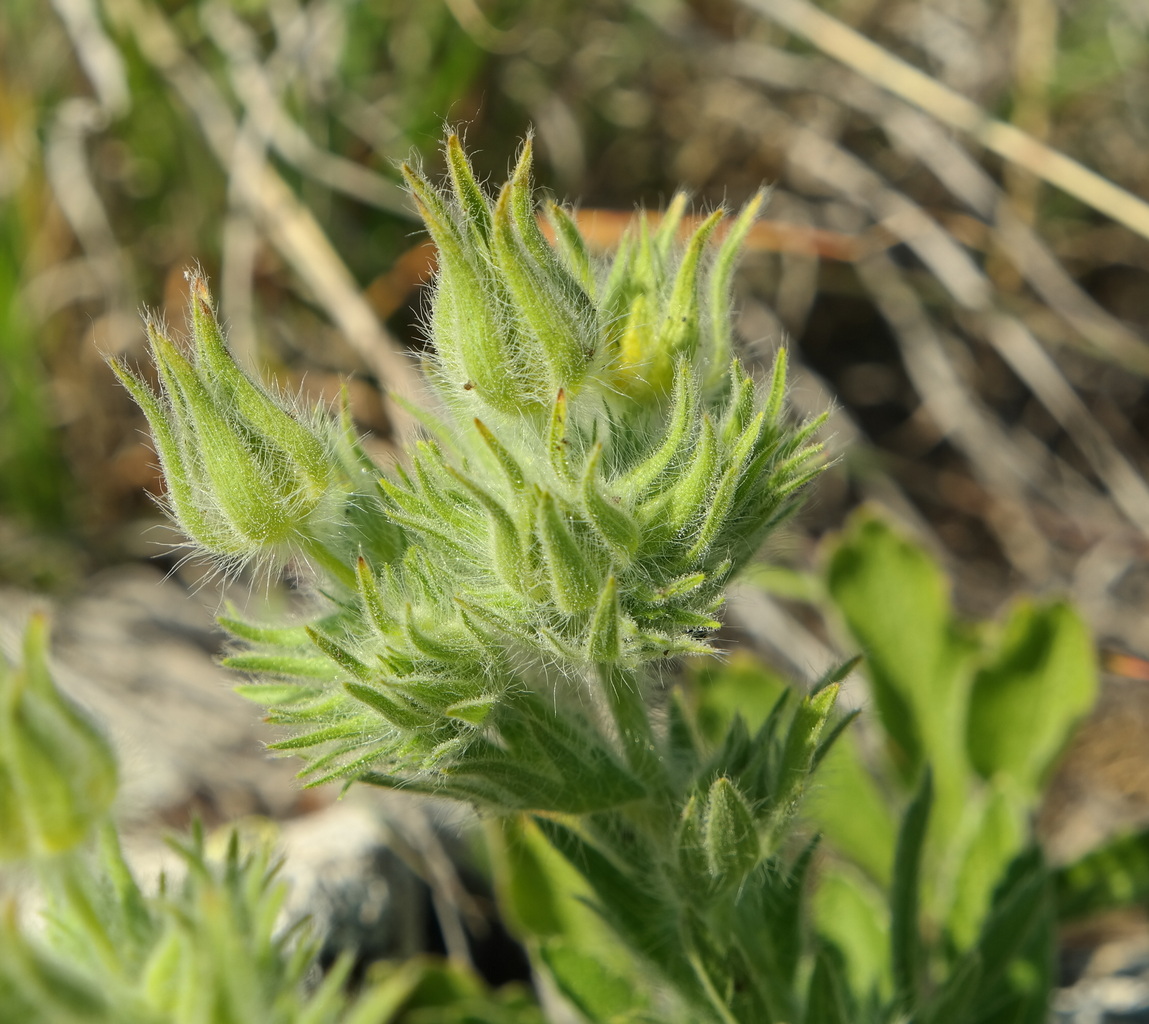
[110,274,376,578]
[0,615,117,861]
[703,776,760,889]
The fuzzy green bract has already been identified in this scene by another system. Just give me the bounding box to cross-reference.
[115,135,825,810]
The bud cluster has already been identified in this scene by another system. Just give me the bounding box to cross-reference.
[115,136,825,805]
[377,137,823,663]
[673,674,844,897]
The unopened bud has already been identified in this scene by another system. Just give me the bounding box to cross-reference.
[704,776,760,888]
[0,615,117,861]
[109,277,348,566]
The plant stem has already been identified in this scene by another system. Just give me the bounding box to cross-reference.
[686,943,741,1024]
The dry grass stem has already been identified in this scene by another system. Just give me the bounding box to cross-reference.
[740,0,1149,243]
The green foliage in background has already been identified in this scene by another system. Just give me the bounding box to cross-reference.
[0,205,70,534]
[773,514,1099,1023]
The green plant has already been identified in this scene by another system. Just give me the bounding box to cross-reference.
[0,136,1121,1023]
[102,134,840,1021]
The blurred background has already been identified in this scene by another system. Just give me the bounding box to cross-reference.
[2,0,1149,990]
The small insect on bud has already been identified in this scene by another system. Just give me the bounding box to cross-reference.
[0,615,117,862]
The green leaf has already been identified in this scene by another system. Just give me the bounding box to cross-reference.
[719,363,757,448]
[806,731,896,886]
[445,133,493,245]
[401,605,476,665]
[232,683,319,706]
[827,516,954,775]
[683,459,741,563]
[891,768,932,1012]
[707,191,767,390]
[217,616,312,647]
[776,682,840,810]
[827,514,974,845]
[964,848,1052,1018]
[451,757,584,813]
[547,388,574,480]
[617,362,696,496]
[810,708,860,773]
[599,665,664,789]
[268,721,368,751]
[734,836,820,999]
[343,681,433,729]
[444,697,495,725]
[582,445,640,561]
[675,793,709,887]
[804,946,850,1024]
[445,467,524,591]
[188,274,331,493]
[763,347,789,425]
[0,915,115,1022]
[966,600,1096,794]
[150,332,297,549]
[493,186,592,392]
[402,163,533,412]
[306,628,371,681]
[489,815,566,938]
[666,689,702,779]
[222,655,340,682]
[534,817,685,981]
[813,867,891,1006]
[668,415,717,536]
[920,949,982,1024]
[944,780,1026,951]
[506,137,554,270]
[546,203,594,296]
[657,209,723,361]
[1055,827,1149,920]
[541,941,650,1023]
[537,491,600,614]
[110,357,236,556]
[474,418,526,491]
[494,695,646,811]
[652,192,689,262]
[588,576,622,663]
[0,615,118,860]
[355,557,395,635]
